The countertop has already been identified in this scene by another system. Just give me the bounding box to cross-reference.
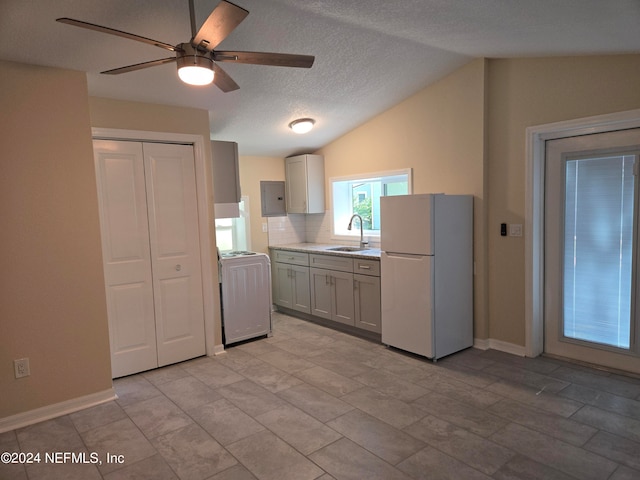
[269,243,381,260]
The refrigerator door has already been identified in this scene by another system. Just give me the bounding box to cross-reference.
[380,194,434,255]
[381,251,434,357]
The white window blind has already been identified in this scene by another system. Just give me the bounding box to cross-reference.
[563,155,635,349]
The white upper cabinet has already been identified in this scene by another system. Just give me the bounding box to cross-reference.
[285,154,325,214]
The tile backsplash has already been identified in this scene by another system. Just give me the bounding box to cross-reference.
[267,212,380,248]
[267,211,379,248]
[267,212,330,245]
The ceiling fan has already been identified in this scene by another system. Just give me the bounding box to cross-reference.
[56,0,315,92]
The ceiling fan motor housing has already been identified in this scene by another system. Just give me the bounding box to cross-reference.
[176,42,213,67]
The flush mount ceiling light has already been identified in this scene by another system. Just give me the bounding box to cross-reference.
[176,44,214,86]
[289,118,315,134]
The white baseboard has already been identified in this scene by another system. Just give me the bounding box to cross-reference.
[212,343,226,356]
[473,338,490,350]
[474,338,526,357]
[0,388,116,434]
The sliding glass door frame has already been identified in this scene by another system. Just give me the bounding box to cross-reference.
[543,129,640,372]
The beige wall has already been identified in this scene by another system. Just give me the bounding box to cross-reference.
[88,97,222,345]
[238,156,286,254]
[316,59,490,340]
[5,52,640,422]
[486,54,640,346]
[0,61,112,417]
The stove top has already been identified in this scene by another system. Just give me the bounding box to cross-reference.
[220,250,258,258]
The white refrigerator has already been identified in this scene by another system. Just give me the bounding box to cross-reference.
[380,194,473,360]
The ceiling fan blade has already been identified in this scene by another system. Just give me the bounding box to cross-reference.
[192,0,248,51]
[213,63,240,92]
[213,51,315,68]
[56,18,180,52]
[101,57,176,75]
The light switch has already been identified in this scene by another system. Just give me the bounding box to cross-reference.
[509,224,523,237]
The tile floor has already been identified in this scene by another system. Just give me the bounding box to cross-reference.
[2,312,640,480]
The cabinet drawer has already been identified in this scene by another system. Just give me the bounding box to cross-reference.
[272,249,309,266]
[309,254,353,272]
[354,258,380,276]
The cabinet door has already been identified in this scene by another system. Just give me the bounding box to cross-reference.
[354,274,381,333]
[212,140,240,204]
[291,265,311,313]
[332,270,355,326]
[285,156,308,213]
[310,268,332,320]
[273,262,294,308]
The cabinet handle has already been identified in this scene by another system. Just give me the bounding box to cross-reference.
[358,265,371,270]
[325,274,329,285]
[175,264,182,271]
[354,279,358,289]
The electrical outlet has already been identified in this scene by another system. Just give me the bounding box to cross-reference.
[262,222,268,233]
[509,224,523,237]
[14,358,30,379]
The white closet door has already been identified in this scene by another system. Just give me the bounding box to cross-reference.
[93,140,158,377]
[143,142,205,367]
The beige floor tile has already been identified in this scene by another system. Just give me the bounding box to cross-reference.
[227,430,323,480]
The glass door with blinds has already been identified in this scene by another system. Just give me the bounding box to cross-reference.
[544,128,640,373]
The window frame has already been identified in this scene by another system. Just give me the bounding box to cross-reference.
[329,168,412,243]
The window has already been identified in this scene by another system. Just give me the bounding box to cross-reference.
[563,155,634,349]
[331,169,411,238]
[215,197,251,252]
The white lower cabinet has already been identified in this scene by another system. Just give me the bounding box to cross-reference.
[310,268,355,325]
[273,263,311,313]
[354,273,381,333]
[271,249,311,314]
[271,248,381,335]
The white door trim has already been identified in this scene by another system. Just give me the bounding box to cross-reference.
[525,109,640,357]
[92,127,219,357]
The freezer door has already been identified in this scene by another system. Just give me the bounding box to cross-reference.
[381,251,434,357]
[380,194,433,255]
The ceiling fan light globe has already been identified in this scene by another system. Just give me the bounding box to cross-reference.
[176,53,214,85]
[178,65,214,85]
[289,118,315,134]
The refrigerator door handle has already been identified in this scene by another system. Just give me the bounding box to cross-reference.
[384,252,432,259]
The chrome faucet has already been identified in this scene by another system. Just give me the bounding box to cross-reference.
[348,214,368,249]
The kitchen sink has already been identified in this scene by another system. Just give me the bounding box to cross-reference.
[327,246,367,252]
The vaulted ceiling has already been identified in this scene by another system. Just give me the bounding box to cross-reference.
[1,0,639,156]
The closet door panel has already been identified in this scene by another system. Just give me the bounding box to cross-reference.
[93,140,157,377]
[143,142,205,366]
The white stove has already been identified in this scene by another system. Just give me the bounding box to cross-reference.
[219,250,259,259]
[218,251,272,345]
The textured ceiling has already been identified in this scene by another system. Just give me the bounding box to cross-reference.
[1,0,639,157]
